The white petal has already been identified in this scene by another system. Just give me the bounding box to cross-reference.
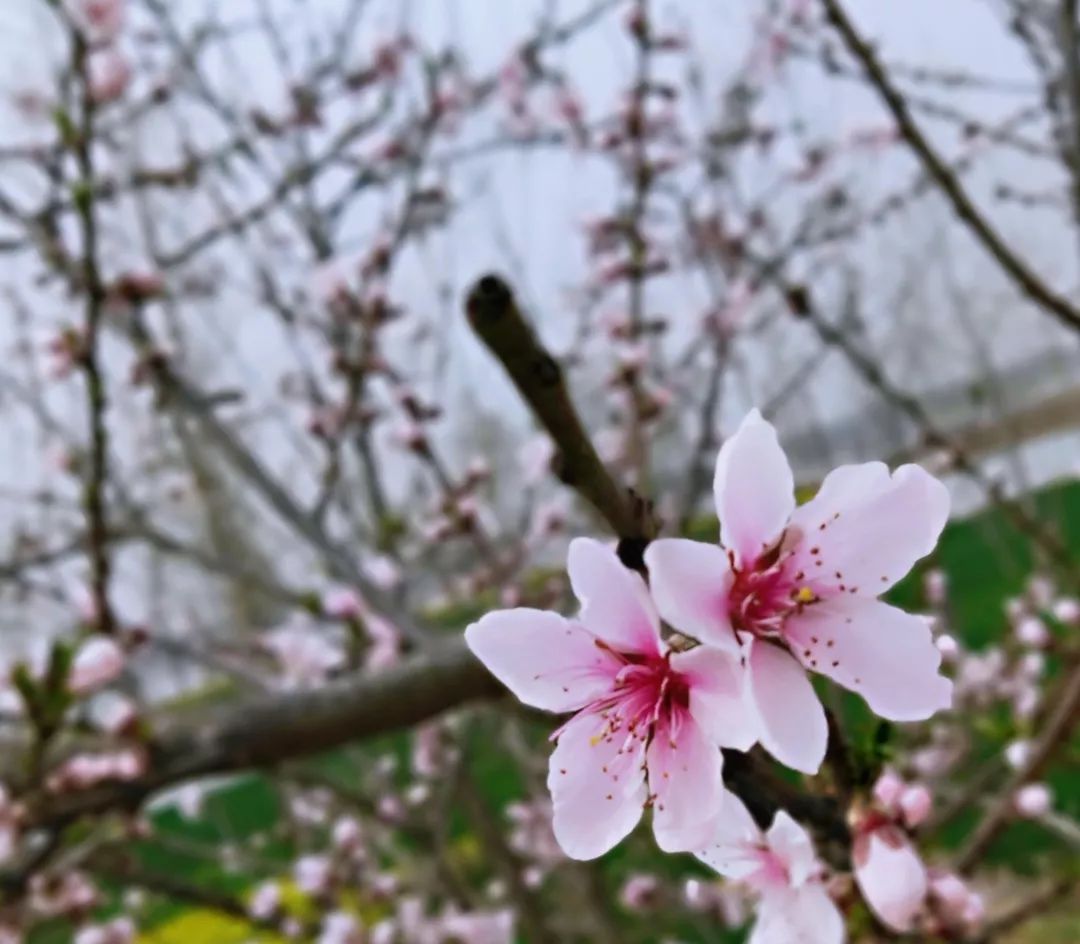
[644,539,738,651]
[695,789,763,880]
[788,463,949,596]
[567,538,662,656]
[671,646,758,751]
[465,609,621,712]
[854,830,927,933]
[785,597,952,721]
[547,711,647,860]
[765,811,818,888]
[648,713,726,852]
[751,884,845,944]
[747,641,827,774]
[714,410,795,567]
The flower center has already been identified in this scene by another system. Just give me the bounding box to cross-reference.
[727,544,817,639]
[579,651,690,748]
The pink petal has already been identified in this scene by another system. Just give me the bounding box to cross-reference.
[747,641,826,774]
[670,646,758,750]
[788,463,949,596]
[752,884,844,944]
[695,789,763,880]
[647,713,725,852]
[765,811,817,888]
[547,711,648,860]
[713,410,794,567]
[786,597,952,721]
[465,609,621,712]
[854,829,927,933]
[567,538,662,656]
[644,539,737,651]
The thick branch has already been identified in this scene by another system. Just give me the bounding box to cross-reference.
[820,0,1080,335]
[465,275,656,563]
[21,641,499,830]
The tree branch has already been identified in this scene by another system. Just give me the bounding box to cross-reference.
[820,0,1080,335]
[465,274,656,568]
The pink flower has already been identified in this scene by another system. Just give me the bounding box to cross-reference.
[1013,782,1052,818]
[436,908,514,944]
[69,636,126,695]
[928,871,984,935]
[696,791,844,944]
[89,691,137,734]
[1052,596,1080,625]
[645,409,952,773]
[619,873,660,911]
[898,785,932,829]
[321,586,365,620]
[1004,739,1032,769]
[74,917,134,944]
[262,621,345,689]
[853,825,927,932]
[87,48,131,104]
[318,912,362,944]
[363,555,402,590]
[1014,616,1049,648]
[466,538,755,859]
[248,880,281,920]
[294,854,334,896]
[67,0,125,43]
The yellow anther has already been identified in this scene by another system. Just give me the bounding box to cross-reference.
[795,586,816,603]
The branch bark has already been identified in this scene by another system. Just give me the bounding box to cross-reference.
[465,274,657,567]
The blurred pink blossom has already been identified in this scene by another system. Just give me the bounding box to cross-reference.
[67,0,125,44]
[696,791,843,944]
[1013,782,1053,818]
[318,912,362,944]
[69,636,126,695]
[854,826,927,933]
[294,854,334,896]
[74,917,135,944]
[247,880,280,920]
[87,48,131,104]
[262,621,345,689]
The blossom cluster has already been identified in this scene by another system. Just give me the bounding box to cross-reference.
[467,409,956,941]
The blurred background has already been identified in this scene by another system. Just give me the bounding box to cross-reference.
[0,0,1076,941]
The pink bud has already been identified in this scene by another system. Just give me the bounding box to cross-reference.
[872,769,904,812]
[1015,616,1049,648]
[934,634,959,661]
[70,637,126,695]
[1013,783,1052,818]
[294,855,333,896]
[619,873,660,911]
[332,816,363,852]
[248,880,281,920]
[899,785,932,828]
[923,568,947,605]
[1051,597,1080,625]
[87,47,131,104]
[929,871,972,922]
[1004,739,1032,770]
[321,587,365,620]
[68,0,125,43]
